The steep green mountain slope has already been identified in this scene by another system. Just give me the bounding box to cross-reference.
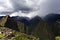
[52,19,60,36]
[17,21,29,34]
[31,19,54,40]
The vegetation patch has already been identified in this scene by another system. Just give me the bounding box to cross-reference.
[55,36,60,40]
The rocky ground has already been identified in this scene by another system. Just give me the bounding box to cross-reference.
[0,27,39,40]
[0,27,15,40]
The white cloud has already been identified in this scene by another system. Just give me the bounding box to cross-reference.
[0,0,60,18]
[10,10,39,19]
[0,0,41,18]
[0,0,14,12]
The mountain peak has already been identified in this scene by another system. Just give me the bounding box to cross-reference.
[5,15,10,18]
[0,15,19,30]
[0,15,10,26]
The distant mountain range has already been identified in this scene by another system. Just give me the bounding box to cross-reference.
[0,14,60,40]
[0,14,60,24]
[44,14,60,24]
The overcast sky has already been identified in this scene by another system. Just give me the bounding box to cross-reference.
[0,0,60,18]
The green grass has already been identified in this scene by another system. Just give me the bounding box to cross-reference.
[0,29,39,40]
[55,36,60,40]
[0,34,5,38]
[14,32,39,40]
